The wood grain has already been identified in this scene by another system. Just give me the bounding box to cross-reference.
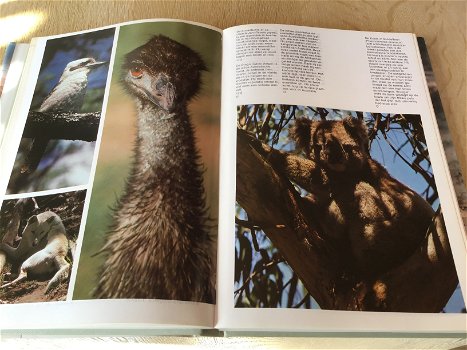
[1,0,465,178]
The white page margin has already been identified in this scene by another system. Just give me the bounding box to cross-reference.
[216,24,467,333]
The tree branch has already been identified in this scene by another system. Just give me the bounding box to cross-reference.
[236,128,458,312]
[236,129,339,309]
[23,111,100,141]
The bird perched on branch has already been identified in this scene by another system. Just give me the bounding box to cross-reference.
[21,58,107,174]
[94,35,214,303]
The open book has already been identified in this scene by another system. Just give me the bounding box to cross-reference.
[0,19,466,333]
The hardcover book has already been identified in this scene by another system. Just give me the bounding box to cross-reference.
[0,19,465,333]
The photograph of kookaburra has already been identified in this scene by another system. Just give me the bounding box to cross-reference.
[72,23,222,303]
[6,28,115,194]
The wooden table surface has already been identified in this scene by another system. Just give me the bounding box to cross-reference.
[1,1,466,348]
[1,0,465,176]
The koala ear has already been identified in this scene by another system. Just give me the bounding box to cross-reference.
[342,116,359,128]
[343,116,370,154]
[46,215,56,224]
[291,118,313,150]
[343,116,369,142]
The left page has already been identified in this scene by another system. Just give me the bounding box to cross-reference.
[0,43,30,147]
[0,19,222,330]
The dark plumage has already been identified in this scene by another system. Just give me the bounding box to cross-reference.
[93,35,214,303]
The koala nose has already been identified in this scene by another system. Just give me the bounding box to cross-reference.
[326,142,344,163]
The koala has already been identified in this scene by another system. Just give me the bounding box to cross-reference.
[0,211,70,293]
[266,116,435,277]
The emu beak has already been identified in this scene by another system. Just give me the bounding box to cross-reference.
[150,77,175,112]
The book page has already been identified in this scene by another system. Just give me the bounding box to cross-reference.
[217,24,467,333]
[0,43,30,147]
[0,19,222,330]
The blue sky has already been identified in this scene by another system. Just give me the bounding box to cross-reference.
[33,28,115,107]
[235,105,465,312]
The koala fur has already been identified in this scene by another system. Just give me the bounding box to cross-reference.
[267,116,435,277]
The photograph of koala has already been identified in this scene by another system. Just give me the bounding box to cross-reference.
[6,28,115,194]
[0,190,86,304]
[72,22,221,303]
[235,104,465,313]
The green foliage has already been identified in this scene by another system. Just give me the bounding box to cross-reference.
[234,212,311,308]
[234,104,436,309]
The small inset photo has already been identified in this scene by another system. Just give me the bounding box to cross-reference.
[0,190,86,303]
[6,28,115,194]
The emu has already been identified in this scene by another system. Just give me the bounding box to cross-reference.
[93,35,214,303]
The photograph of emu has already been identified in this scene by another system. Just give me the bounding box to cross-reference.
[92,35,214,303]
[235,105,464,313]
[7,28,114,194]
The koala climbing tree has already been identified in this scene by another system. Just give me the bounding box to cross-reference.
[235,104,459,312]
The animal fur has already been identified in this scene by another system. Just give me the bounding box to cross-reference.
[94,35,214,302]
[0,211,70,293]
[266,116,435,277]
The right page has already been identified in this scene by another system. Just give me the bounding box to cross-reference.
[217,24,467,333]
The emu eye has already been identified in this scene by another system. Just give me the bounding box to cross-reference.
[129,67,143,79]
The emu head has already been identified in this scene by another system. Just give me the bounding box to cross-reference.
[121,35,206,113]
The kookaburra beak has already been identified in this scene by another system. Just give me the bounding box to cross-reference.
[87,61,108,69]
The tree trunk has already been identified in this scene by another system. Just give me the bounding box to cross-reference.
[236,129,458,312]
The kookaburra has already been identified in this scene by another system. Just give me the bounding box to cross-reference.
[22,58,107,174]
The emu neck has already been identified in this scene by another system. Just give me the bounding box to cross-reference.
[134,102,191,176]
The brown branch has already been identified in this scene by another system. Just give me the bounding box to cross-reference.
[236,128,458,312]
[235,218,270,259]
[293,292,311,308]
[383,135,436,189]
[235,218,261,231]
[366,210,458,312]
[23,111,101,141]
[237,105,247,127]
[286,273,299,307]
[260,104,274,139]
[234,257,284,295]
[271,105,287,145]
[236,129,339,308]
[316,108,329,120]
